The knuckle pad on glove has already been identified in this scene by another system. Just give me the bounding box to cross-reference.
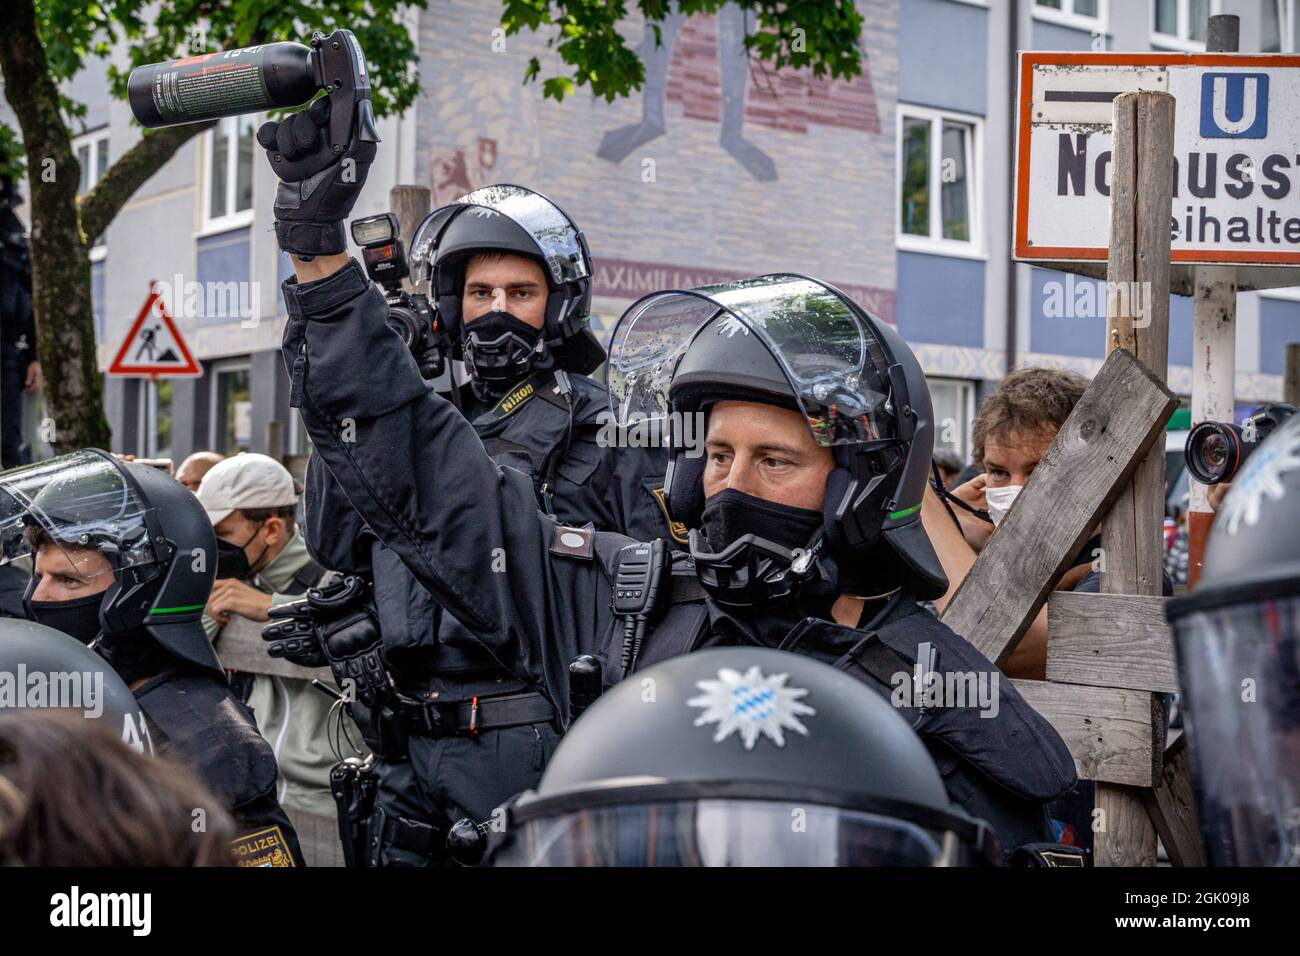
[256,122,280,149]
[276,121,299,159]
[291,113,319,153]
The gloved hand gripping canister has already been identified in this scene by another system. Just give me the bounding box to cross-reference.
[255,32,380,257]
[262,576,391,707]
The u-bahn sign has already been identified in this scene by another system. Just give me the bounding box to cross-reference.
[1014,52,1300,266]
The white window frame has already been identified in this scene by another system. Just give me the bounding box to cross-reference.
[895,104,985,260]
[1151,0,1221,52]
[209,357,253,452]
[1265,0,1300,52]
[1260,285,1300,303]
[143,378,174,458]
[1032,0,1107,33]
[928,377,977,463]
[199,114,258,237]
[73,127,111,261]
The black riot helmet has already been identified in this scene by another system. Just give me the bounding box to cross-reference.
[487,647,997,866]
[0,450,221,678]
[0,617,154,754]
[408,184,606,395]
[1166,412,1300,866]
[606,274,947,606]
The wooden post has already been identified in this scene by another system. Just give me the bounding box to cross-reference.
[389,185,432,294]
[1095,89,1175,867]
[1285,343,1300,407]
[1187,15,1240,588]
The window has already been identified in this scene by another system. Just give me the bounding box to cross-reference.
[928,378,976,464]
[145,379,174,459]
[210,360,252,455]
[1151,0,1219,50]
[896,106,982,257]
[74,128,110,258]
[1264,0,1300,52]
[202,114,257,233]
[1033,0,1105,30]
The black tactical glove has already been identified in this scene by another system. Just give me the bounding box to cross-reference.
[257,96,377,257]
[263,576,390,706]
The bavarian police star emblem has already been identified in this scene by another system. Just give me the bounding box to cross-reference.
[688,666,815,750]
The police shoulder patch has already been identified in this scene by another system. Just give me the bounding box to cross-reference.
[550,522,595,560]
[650,487,689,544]
[230,825,297,867]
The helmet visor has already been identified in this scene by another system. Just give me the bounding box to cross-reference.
[452,184,589,286]
[608,275,898,448]
[1171,596,1300,866]
[0,451,158,576]
[495,799,956,867]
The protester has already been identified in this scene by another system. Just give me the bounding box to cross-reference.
[197,452,355,823]
[921,367,1098,679]
[176,450,225,494]
[932,449,964,490]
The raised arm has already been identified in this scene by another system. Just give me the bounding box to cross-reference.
[280,259,610,711]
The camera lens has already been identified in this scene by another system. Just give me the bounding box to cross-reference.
[385,305,420,348]
[1185,421,1243,485]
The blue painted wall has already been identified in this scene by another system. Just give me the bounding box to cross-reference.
[899,0,988,115]
[1259,297,1300,375]
[196,228,252,326]
[897,251,986,347]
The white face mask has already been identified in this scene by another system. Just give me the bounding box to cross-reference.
[984,484,1023,527]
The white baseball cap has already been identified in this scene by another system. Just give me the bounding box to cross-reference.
[196,453,298,526]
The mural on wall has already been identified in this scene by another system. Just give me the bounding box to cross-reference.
[416,0,898,329]
[597,4,881,182]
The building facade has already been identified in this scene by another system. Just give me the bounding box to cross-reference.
[5,0,1299,467]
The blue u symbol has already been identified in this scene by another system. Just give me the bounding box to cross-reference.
[1200,73,1269,139]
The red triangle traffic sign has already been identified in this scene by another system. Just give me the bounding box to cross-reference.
[109,281,202,378]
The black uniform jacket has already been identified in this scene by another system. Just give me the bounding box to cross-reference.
[134,665,305,867]
[299,319,672,694]
[282,260,1077,852]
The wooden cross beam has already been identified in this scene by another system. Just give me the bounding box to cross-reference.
[939,346,1177,665]
[214,614,333,683]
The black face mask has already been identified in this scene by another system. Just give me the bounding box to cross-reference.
[692,489,828,609]
[216,523,265,580]
[26,592,104,645]
[699,488,825,553]
[461,310,543,397]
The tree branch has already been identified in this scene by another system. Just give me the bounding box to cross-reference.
[80,119,214,243]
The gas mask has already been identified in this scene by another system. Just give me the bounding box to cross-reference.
[461,311,544,398]
[690,489,827,608]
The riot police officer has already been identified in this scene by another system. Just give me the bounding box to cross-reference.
[1166,411,1300,866]
[482,647,1003,866]
[0,450,303,866]
[257,102,674,864]
[263,101,1076,858]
